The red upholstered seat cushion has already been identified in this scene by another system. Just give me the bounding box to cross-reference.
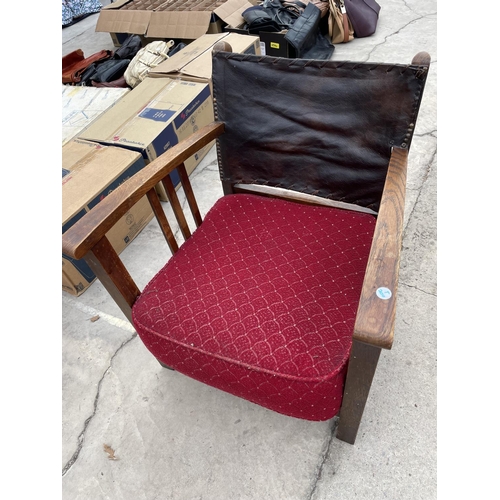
[132,194,376,421]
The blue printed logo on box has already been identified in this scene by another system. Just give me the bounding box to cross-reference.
[139,108,176,122]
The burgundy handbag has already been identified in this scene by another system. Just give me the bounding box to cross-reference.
[344,0,380,38]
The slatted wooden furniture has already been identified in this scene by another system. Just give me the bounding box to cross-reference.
[62,45,430,444]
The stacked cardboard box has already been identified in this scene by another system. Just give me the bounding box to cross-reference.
[62,86,130,146]
[62,25,261,295]
[148,32,260,88]
[95,0,253,46]
[77,77,215,201]
[62,139,154,296]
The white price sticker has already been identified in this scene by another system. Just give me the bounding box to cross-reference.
[376,287,392,300]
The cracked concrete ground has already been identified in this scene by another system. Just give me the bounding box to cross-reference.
[62,1,437,498]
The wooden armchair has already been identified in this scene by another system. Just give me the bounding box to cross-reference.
[62,45,431,445]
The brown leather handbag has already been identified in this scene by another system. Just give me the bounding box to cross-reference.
[62,49,112,84]
[328,0,354,43]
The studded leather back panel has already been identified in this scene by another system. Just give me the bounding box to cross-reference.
[212,52,429,212]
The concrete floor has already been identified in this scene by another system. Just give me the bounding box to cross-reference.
[62,1,437,499]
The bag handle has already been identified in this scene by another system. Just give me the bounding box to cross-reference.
[339,0,349,43]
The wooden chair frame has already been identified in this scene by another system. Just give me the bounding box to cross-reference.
[62,51,429,444]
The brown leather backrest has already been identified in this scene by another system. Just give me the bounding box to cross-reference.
[212,52,429,212]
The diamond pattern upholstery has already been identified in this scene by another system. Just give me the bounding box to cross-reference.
[132,194,376,420]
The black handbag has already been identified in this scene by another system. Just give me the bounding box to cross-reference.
[78,59,130,86]
[112,34,142,61]
[242,2,299,33]
[285,3,334,59]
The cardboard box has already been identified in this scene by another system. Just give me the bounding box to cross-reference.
[109,32,130,47]
[62,85,130,146]
[96,0,253,43]
[148,32,260,86]
[62,139,154,296]
[77,77,214,201]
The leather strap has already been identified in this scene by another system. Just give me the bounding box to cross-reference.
[342,12,349,42]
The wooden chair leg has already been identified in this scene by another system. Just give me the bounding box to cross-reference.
[336,340,382,444]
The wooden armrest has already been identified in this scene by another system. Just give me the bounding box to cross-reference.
[353,147,408,350]
[62,121,225,260]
